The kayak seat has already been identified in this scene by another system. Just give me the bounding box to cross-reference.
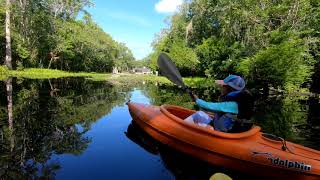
[161,104,261,139]
[162,104,253,133]
[228,122,254,133]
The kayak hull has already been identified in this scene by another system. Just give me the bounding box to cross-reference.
[128,102,320,179]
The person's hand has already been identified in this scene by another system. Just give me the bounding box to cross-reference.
[185,88,197,102]
[193,94,199,100]
[190,91,198,101]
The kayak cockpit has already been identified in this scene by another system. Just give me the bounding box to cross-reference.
[160,104,261,139]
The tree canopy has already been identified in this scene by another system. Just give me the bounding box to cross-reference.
[0,0,135,72]
[149,0,320,92]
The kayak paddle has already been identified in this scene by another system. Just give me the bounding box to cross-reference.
[210,173,232,180]
[157,53,196,101]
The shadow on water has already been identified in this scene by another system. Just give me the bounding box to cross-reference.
[125,121,219,180]
[125,121,265,180]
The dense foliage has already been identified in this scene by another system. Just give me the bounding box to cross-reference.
[149,0,320,91]
[0,0,135,72]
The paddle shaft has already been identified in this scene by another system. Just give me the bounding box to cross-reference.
[157,53,217,116]
[157,53,196,102]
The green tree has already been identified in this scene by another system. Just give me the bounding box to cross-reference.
[114,43,135,72]
[151,0,319,92]
[196,37,243,78]
[238,31,314,91]
[0,0,133,73]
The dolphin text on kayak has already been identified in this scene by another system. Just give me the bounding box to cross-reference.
[268,157,312,171]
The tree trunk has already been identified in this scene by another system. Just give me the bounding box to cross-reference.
[5,0,12,70]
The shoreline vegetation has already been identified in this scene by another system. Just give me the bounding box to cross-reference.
[0,66,213,88]
[1,66,316,97]
[0,66,110,80]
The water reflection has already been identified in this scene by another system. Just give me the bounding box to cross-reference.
[253,95,319,150]
[5,78,13,131]
[0,78,132,179]
[125,121,252,180]
[0,78,319,179]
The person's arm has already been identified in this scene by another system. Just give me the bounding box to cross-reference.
[195,99,238,114]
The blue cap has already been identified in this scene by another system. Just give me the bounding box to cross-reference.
[215,75,246,91]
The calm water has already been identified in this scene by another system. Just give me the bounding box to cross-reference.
[0,78,319,179]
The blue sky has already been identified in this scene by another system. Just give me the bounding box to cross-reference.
[87,0,183,60]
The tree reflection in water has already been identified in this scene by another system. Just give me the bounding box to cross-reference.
[0,78,318,179]
[0,78,132,179]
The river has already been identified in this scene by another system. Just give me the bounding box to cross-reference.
[0,77,319,179]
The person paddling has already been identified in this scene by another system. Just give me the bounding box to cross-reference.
[185,75,254,133]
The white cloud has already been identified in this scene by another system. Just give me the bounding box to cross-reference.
[155,0,183,13]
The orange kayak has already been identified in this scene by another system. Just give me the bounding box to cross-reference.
[128,102,320,179]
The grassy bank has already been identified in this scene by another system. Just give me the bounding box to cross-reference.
[0,66,212,88]
[1,66,312,96]
[107,73,214,88]
[0,66,110,81]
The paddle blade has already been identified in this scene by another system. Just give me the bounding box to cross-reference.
[157,53,185,88]
[210,173,232,180]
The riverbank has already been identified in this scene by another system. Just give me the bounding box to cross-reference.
[107,73,214,88]
[0,66,315,96]
[0,66,110,80]
[0,66,212,88]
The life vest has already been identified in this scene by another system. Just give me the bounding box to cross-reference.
[222,90,254,120]
[214,90,254,133]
